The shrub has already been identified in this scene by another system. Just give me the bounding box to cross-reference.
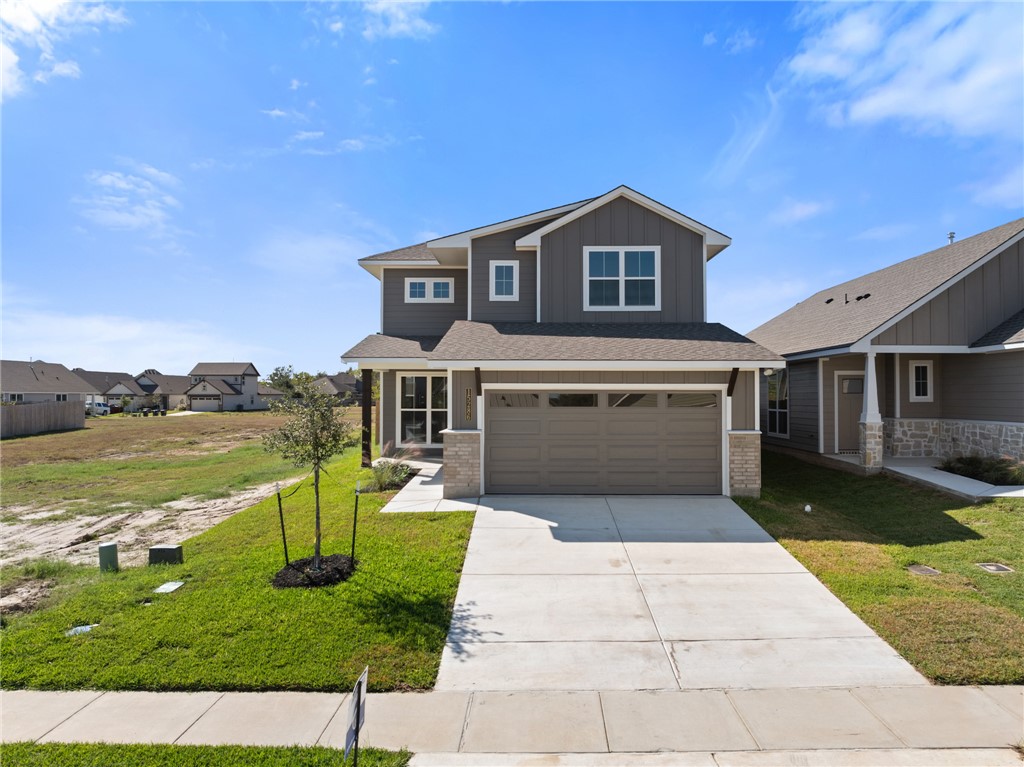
[366,460,412,492]
[940,454,1024,486]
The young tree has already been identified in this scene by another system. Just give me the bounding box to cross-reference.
[263,381,356,570]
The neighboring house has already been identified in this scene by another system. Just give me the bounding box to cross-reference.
[343,185,780,498]
[313,372,362,403]
[258,383,286,406]
[186,362,274,411]
[1,360,97,404]
[72,368,134,407]
[748,219,1024,469]
[105,377,149,411]
[136,370,192,410]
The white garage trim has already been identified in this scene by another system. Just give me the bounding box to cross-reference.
[480,382,729,495]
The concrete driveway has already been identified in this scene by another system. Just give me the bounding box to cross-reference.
[435,496,927,691]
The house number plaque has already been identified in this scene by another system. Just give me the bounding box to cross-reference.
[465,388,473,421]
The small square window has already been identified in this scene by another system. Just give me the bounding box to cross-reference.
[489,261,519,301]
[433,281,450,300]
[408,281,426,299]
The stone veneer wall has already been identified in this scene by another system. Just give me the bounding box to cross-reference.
[728,431,761,498]
[441,429,481,499]
[859,421,884,471]
[884,418,1024,462]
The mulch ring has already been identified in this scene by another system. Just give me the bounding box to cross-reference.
[273,554,356,589]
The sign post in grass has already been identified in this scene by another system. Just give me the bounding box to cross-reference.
[276,483,289,567]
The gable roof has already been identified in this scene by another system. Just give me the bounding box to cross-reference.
[258,383,285,396]
[428,322,779,365]
[971,308,1024,349]
[186,378,240,395]
[108,378,147,396]
[144,374,192,395]
[342,335,442,362]
[1,360,97,394]
[514,186,731,258]
[359,242,436,264]
[314,373,360,394]
[749,218,1024,357]
[189,362,259,376]
[73,368,134,393]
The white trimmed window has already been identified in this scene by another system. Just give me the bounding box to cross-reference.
[6,393,24,402]
[909,360,933,402]
[398,375,448,446]
[55,394,68,402]
[405,277,454,304]
[489,260,519,301]
[766,369,789,437]
[583,246,661,311]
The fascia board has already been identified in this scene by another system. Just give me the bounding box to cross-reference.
[427,200,589,250]
[515,185,731,255]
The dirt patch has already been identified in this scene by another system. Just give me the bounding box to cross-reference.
[0,478,302,568]
[0,579,54,616]
[272,554,356,588]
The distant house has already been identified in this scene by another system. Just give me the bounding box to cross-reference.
[749,218,1024,469]
[105,377,149,411]
[72,368,134,407]
[136,370,192,410]
[1,360,96,404]
[258,383,286,406]
[186,362,276,411]
[313,372,362,403]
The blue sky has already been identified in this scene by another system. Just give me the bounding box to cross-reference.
[3,1,1022,376]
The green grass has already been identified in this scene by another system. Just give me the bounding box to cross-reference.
[0,450,474,692]
[1,743,408,767]
[737,450,1024,685]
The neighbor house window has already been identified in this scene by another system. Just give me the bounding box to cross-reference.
[489,260,519,301]
[6,393,24,402]
[55,394,68,402]
[405,277,454,304]
[583,246,661,311]
[766,369,789,437]
[399,375,448,446]
[909,360,933,403]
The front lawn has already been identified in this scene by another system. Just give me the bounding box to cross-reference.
[0,450,474,692]
[737,450,1024,685]
[2,743,407,767]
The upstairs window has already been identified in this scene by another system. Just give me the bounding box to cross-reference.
[909,360,933,403]
[489,260,519,301]
[766,369,789,437]
[405,277,454,304]
[583,246,660,311]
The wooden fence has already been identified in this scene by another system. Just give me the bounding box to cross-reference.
[1,400,85,439]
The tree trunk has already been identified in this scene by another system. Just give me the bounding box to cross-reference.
[313,465,321,571]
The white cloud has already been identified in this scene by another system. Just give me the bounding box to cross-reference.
[706,86,781,186]
[328,18,344,35]
[362,1,438,41]
[852,223,915,242]
[1,303,269,376]
[769,198,831,226]
[1,0,127,101]
[261,107,307,121]
[288,78,306,90]
[702,32,717,47]
[724,29,756,54]
[968,163,1024,210]
[291,131,324,142]
[300,135,400,156]
[788,3,1024,140]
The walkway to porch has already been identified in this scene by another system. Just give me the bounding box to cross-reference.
[826,454,1024,502]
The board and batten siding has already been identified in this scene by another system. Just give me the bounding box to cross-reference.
[873,241,1023,346]
[471,222,550,322]
[760,360,819,452]
[450,369,754,431]
[381,268,468,336]
[539,197,705,323]
[941,351,1024,423]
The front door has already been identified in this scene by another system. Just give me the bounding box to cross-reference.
[837,375,863,453]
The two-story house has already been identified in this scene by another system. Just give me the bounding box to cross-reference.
[343,186,780,498]
[186,362,271,411]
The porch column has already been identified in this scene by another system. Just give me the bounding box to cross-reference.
[361,368,373,468]
[859,351,883,470]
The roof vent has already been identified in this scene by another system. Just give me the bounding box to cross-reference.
[825,298,834,304]
[948,232,956,244]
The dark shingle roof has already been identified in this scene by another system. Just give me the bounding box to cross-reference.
[749,218,1024,356]
[109,378,147,396]
[189,362,259,376]
[72,369,134,393]
[188,378,240,395]
[258,384,285,396]
[359,242,436,263]
[1,360,97,394]
[314,373,360,395]
[342,335,442,360]
[431,322,781,362]
[145,374,192,395]
[971,308,1024,348]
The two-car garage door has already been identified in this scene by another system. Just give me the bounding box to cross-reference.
[485,390,722,494]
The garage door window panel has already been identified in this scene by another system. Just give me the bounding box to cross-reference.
[610,393,659,408]
[548,393,597,407]
[667,392,719,408]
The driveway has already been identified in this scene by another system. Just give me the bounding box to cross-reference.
[435,496,927,691]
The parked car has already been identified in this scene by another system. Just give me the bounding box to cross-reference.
[87,402,111,416]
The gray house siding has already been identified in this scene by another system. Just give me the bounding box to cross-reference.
[893,354,943,420]
[761,360,819,452]
[942,351,1024,423]
[873,241,1024,346]
[450,369,754,431]
[381,268,468,336]
[539,197,705,323]
[471,222,549,322]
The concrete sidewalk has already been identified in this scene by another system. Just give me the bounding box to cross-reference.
[3,686,1021,765]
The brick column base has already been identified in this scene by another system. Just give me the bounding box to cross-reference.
[728,431,761,498]
[440,429,481,499]
[859,421,884,471]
